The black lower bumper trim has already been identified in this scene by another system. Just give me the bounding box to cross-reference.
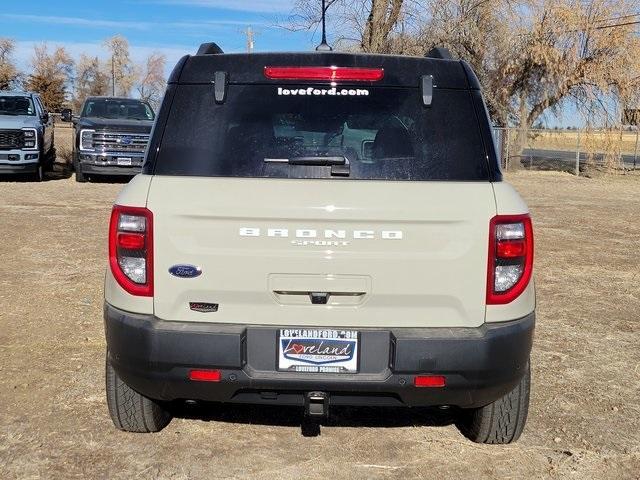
[0,163,38,173]
[105,304,534,409]
[79,164,142,176]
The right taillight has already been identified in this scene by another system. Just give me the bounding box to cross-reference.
[487,214,533,305]
[108,205,153,297]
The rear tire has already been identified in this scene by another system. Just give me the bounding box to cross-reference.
[456,362,530,444]
[105,354,172,433]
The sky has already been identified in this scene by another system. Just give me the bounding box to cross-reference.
[3,0,315,73]
[1,0,583,126]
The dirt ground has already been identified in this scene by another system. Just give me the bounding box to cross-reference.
[0,163,639,479]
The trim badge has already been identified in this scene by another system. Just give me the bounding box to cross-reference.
[169,264,202,278]
[189,302,218,313]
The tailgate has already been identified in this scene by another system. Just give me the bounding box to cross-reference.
[147,177,496,328]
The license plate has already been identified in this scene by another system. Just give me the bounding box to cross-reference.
[278,328,359,373]
[117,157,132,166]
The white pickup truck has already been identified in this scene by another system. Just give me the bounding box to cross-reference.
[0,91,54,181]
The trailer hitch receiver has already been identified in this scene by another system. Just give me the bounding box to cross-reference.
[305,391,329,417]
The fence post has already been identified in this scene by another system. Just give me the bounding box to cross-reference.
[575,130,581,176]
[634,128,639,170]
[505,128,510,171]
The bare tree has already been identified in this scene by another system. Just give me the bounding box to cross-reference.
[286,0,640,169]
[73,54,110,111]
[360,0,404,52]
[104,35,136,97]
[508,0,640,130]
[0,38,19,90]
[418,0,640,129]
[286,0,410,51]
[136,52,166,111]
[26,44,74,111]
[419,1,515,125]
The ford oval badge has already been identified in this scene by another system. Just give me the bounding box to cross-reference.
[169,265,202,278]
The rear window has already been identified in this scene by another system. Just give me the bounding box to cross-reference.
[153,85,489,180]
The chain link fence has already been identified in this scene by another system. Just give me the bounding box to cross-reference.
[493,127,640,174]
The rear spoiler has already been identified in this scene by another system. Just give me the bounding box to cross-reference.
[167,43,481,92]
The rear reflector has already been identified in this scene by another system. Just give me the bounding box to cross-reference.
[117,232,145,250]
[189,369,222,382]
[496,239,526,258]
[414,375,446,388]
[264,66,384,82]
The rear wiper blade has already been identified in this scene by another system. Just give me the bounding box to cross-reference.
[264,156,350,176]
[264,156,346,165]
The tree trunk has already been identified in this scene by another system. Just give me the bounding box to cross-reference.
[362,0,403,53]
[510,90,530,171]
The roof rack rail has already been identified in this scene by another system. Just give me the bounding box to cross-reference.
[426,47,453,60]
[196,42,224,55]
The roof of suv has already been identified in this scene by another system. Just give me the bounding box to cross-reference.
[170,51,481,90]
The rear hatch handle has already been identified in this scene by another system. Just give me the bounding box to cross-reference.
[273,290,366,305]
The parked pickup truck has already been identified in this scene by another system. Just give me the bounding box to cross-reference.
[0,91,55,181]
[70,97,155,182]
[104,44,535,444]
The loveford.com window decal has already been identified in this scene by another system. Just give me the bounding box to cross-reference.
[277,87,370,96]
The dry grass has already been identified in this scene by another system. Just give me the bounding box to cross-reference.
[524,130,639,156]
[0,170,638,479]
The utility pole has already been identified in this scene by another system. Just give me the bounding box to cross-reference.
[111,56,115,96]
[575,130,581,176]
[243,26,255,53]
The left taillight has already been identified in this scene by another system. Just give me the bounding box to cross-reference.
[109,205,153,297]
[487,214,533,305]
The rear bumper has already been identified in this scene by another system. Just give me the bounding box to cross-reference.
[104,303,534,409]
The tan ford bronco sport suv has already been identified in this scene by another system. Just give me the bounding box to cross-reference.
[104,43,535,444]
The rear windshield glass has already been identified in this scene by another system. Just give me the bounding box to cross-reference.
[153,85,489,180]
[82,98,155,121]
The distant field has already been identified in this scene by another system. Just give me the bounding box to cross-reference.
[522,130,639,155]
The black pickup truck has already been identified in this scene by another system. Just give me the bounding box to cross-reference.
[68,97,155,182]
